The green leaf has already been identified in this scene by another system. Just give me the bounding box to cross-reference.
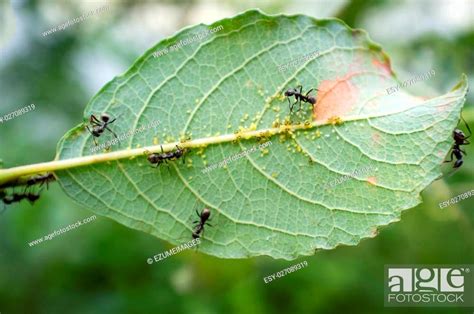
[56,10,468,259]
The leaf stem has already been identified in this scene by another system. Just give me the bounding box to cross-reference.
[0,121,317,187]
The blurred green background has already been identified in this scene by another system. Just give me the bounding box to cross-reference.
[0,0,473,313]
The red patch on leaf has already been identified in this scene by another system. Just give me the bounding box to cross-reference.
[367,176,377,185]
[372,132,381,144]
[372,58,393,77]
[313,73,360,122]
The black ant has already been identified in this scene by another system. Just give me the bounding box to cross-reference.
[26,173,55,190]
[86,114,118,146]
[444,117,471,168]
[284,85,317,113]
[1,190,40,213]
[192,208,212,239]
[146,145,187,168]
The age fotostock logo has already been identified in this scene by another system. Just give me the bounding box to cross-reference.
[384,265,474,307]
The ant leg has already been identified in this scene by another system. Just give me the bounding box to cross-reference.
[108,118,117,124]
[305,88,314,96]
[296,100,302,112]
[161,145,164,154]
[461,115,472,138]
[297,85,303,94]
[85,125,93,134]
[90,115,102,124]
[206,222,213,227]
[290,100,298,113]
[461,149,467,155]
[287,97,293,111]
[445,150,454,162]
[196,209,201,218]
[105,126,118,139]
[444,146,454,162]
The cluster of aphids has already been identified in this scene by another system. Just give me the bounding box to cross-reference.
[1,173,54,212]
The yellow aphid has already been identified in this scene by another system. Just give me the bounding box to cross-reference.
[328,116,343,125]
[243,113,249,120]
[315,130,321,137]
[189,176,193,180]
[271,172,279,178]
[186,109,191,114]
[227,124,232,129]
[249,123,257,131]
[153,137,159,145]
[136,144,141,148]
[272,106,280,112]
